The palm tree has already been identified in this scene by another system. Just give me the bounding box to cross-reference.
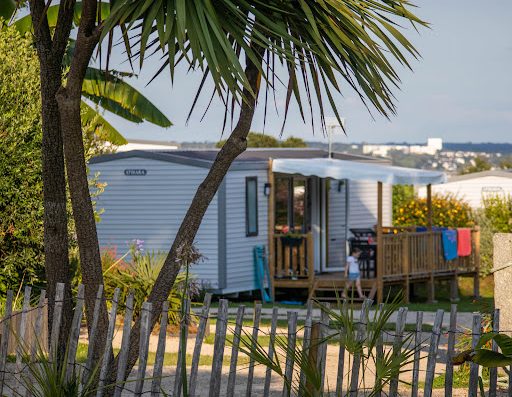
[102,0,426,381]
[1,0,170,357]
[8,0,425,379]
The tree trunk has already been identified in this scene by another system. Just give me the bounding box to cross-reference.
[55,5,109,359]
[29,0,75,353]
[113,45,264,383]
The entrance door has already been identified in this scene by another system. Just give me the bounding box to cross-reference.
[326,179,348,271]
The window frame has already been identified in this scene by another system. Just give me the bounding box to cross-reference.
[245,176,259,237]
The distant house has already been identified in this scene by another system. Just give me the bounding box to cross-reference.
[89,148,394,295]
[418,170,512,208]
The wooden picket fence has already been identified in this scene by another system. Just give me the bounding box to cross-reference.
[0,283,511,396]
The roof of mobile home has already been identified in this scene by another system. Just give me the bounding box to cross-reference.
[89,148,388,170]
[446,170,512,182]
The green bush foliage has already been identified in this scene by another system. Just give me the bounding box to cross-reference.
[0,25,114,295]
[475,195,512,276]
[0,26,45,293]
[216,132,307,148]
[101,242,200,324]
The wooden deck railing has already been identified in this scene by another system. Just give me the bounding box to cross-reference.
[381,228,480,279]
[272,233,313,279]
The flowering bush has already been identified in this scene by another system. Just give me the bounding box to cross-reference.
[101,240,201,324]
[394,193,473,228]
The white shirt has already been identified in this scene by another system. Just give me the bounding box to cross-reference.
[346,256,360,274]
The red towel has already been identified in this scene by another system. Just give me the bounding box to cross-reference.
[457,228,472,257]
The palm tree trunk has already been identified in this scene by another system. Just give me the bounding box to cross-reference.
[28,0,75,353]
[55,0,109,360]
[113,44,264,383]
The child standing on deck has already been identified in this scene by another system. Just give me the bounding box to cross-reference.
[343,247,365,299]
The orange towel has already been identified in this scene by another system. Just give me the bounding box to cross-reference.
[457,228,472,257]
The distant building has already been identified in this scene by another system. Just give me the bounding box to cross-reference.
[116,139,179,152]
[418,170,512,208]
[362,138,443,157]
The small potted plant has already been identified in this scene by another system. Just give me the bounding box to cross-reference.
[280,232,304,247]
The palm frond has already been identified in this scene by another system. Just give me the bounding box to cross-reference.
[104,0,426,130]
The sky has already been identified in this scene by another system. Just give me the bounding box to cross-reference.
[102,0,512,145]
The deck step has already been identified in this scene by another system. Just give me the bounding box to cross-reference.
[310,280,377,302]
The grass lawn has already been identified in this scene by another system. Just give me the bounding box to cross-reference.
[403,276,494,313]
[208,276,493,315]
[73,343,250,367]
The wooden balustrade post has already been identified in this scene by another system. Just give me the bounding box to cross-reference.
[426,184,436,303]
[376,182,384,303]
[473,226,481,299]
[268,159,276,300]
[402,232,410,304]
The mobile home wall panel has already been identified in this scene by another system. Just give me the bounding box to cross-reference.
[89,157,220,289]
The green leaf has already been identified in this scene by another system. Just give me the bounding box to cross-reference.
[472,349,512,368]
[494,334,512,356]
[12,2,111,35]
[475,332,498,350]
[82,67,172,127]
[81,102,128,146]
[0,0,16,22]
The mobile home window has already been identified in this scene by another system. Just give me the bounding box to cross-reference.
[246,177,258,236]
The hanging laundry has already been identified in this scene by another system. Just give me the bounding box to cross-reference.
[457,228,472,257]
[442,229,458,261]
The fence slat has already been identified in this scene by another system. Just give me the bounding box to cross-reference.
[189,293,212,397]
[468,312,482,397]
[245,303,262,397]
[14,286,32,393]
[489,309,499,397]
[114,292,135,397]
[50,282,65,360]
[374,303,385,397]
[150,301,169,397]
[25,289,46,397]
[209,299,229,397]
[227,305,246,397]
[445,304,458,397]
[411,311,424,397]
[83,285,104,386]
[173,298,191,397]
[263,307,279,397]
[389,307,408,397]
[317,303,331,392]
[96,287,120,397]
[282,311,298,397]
[299,301,314,397]
[0,290,13,396]
[134,301,153,397]
[349,299,371,397]
[66,284,85,381]
[423,309,444,397]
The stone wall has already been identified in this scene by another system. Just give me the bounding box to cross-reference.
[493,233,512,335]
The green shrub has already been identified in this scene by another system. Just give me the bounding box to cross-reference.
[0,25,45,294]
[482,195,512,233]
[102,242,200,324]
[394,193,473,228]
[474,195,512,276]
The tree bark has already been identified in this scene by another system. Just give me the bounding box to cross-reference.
[55,0,109,360]
[114,45,264,383]
[28,0,76,353]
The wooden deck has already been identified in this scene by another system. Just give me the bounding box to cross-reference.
[270,228,480,303]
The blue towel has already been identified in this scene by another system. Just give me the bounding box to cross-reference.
[416,226,428,232]
[442,230,458,261]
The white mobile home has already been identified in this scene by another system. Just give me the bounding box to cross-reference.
[418,170,512,208]
[89,148,394,295]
